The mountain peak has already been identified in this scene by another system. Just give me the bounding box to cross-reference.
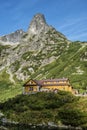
[31,13,47,24]
[28,13,49,35]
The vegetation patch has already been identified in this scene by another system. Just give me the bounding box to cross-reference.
[22,51,34,60]
[11,60,20,72]
[0,91,87,128]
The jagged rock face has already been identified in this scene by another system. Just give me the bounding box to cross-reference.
[0,29,25,43]
[28,13,49,35]
[0,13,70,81]
[21,13,68,51]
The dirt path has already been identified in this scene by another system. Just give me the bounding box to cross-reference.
[6,69,15,84]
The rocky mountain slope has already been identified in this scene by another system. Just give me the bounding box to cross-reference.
[0,13,87,101]
[0,29,25,44]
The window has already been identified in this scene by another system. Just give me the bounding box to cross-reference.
[29,87,33,91]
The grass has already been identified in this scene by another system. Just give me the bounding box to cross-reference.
[0,84,22,102]
[0,69,22,102]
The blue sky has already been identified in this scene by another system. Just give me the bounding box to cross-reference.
[0,0,87,41]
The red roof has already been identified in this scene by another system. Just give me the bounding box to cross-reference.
[24,78,69,86]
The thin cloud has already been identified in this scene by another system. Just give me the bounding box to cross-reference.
[59,17,87,30]
[69,32,87,41]
[58,17,87,41]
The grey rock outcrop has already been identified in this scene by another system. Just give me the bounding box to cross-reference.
[28,13,50,35]
[0,29,25,43]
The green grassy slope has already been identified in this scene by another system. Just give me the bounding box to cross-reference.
[31,42,87,90]
[0,70,22,102]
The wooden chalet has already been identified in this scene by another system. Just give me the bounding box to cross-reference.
[23,78,74,94]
